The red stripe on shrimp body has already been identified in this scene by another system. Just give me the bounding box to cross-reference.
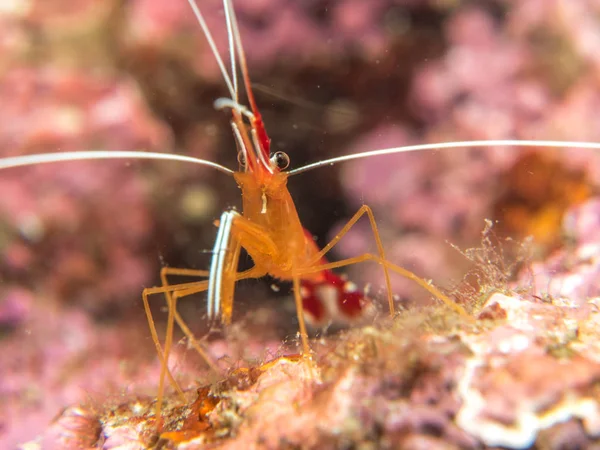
[298,228,370,327]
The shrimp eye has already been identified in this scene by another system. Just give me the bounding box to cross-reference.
[237,150,247,167]
[270,151,290,170]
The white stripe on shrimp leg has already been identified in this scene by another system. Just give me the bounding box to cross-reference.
[207,210,238,320]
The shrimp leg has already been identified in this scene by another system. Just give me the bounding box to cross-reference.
[144,262,265,425]
[309,205,393,314]
[304,205,469,317]
[158,268,216,419]
[158,267,212,407]
[142,279,210,423]
[207,210,272,325]
[297,254,470,317]
[292,274,311,356]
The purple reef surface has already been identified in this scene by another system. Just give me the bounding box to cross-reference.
[2,0,600,449]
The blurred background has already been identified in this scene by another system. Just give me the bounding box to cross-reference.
[2,0,600,446]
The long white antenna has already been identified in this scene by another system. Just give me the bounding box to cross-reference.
[223,0,238,101]
[224,0,257,113]
[287,140,600,176]
[0,150,235,175]
[186,0,236,100]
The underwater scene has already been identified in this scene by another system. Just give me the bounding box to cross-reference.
[1,0,600,448]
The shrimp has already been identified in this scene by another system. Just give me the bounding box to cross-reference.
[138,0,475,421]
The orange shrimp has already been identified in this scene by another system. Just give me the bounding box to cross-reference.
[136,0,476,422]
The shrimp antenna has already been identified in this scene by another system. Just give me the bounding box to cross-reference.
[223,0,238,101]
[287,139,600,176]
[0,150,235,175]
[186,0,236,100]
[223,0,259,115]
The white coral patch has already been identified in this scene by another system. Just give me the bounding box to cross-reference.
[457,357,600,449]
[496,332,530,354]
[457,293,600,448]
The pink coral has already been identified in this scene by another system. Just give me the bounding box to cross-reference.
[331,1,600,309]
[0,67,172,313]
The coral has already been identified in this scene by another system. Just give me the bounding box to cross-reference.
[458,294,600,448]
[517,198,600,306]
[0,66,171,315]
[492,151,593,252]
